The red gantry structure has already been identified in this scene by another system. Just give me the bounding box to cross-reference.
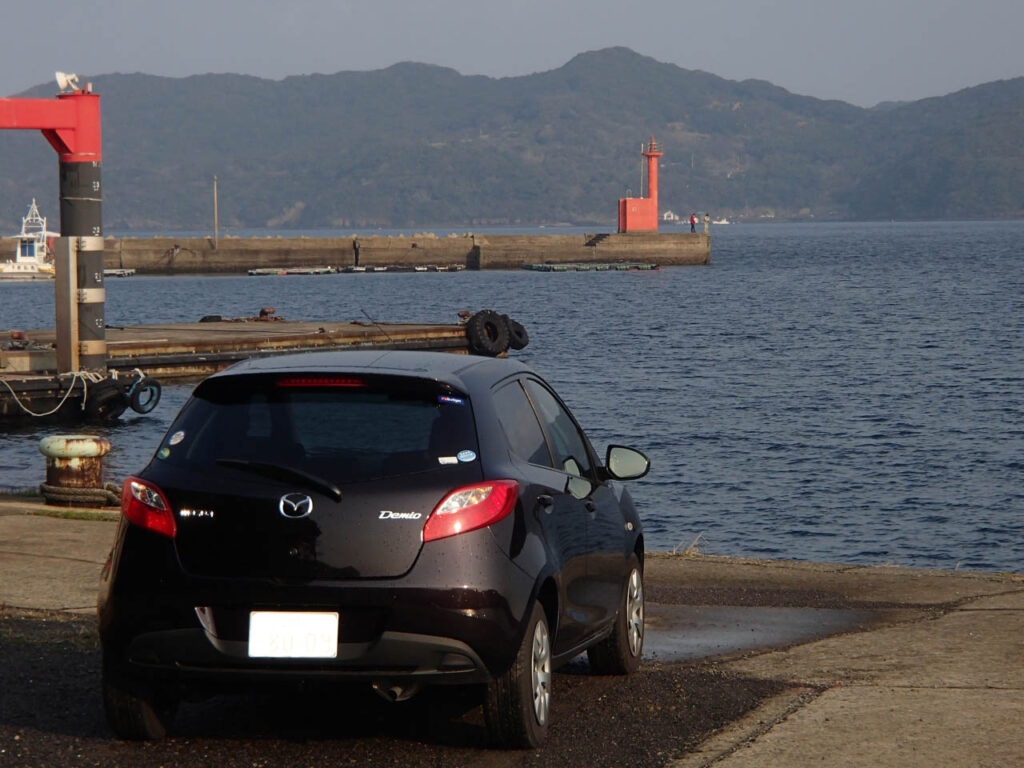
[0,76,106,372]
[617,136,664,233]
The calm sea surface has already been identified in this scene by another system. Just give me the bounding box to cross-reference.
[2,221,1022,571]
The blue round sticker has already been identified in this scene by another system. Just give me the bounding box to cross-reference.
[457,450,477,463]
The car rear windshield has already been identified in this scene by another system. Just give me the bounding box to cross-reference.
[155,373,479,484]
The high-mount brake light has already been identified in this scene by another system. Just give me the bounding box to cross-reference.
[277,375,366,388]
[423,480,518,542]
[122,476,176,538]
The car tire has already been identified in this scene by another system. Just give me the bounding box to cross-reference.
[465,310,510,356]
[85,380,128,423]
[484,602,551,748]
[502,314,530,350]
[587,556,644,675]
[129,377,162,414]
[102,662,178,740]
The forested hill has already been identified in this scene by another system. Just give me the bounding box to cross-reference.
[1,47,1021,230]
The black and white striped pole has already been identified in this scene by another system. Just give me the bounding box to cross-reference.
[59,152,105,371]
[53,79,106,372]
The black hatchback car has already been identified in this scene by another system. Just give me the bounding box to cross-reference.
[98,350,649,748]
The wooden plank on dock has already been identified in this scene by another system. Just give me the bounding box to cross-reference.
[1,319,472,381]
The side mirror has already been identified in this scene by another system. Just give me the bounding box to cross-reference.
[605,445,650,480]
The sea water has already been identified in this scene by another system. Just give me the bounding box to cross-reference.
[2,221,1021,571]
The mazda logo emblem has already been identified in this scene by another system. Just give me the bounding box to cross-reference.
[279,493,314,519]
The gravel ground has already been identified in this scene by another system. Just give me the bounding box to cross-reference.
[0,607,784,768]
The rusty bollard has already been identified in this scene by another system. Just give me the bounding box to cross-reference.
[38,435,116,508]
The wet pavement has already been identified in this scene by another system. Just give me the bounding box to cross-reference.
[644,604,876,662]
[1,498,1022,767]
[0,504,881,659]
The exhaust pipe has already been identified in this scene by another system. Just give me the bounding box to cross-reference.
[372,681,420,703]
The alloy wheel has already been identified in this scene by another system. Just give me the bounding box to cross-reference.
[531,617,551,725]
[626,567,644,656]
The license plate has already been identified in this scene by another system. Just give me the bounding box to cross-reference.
[248,611,339,658]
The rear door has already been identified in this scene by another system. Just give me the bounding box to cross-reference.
[491,379,594,654]
[521,379,626,629]
[150,372,482,582]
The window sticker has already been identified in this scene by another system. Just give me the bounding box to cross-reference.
[438,395,465,406]
[457,450,477,463]
[157,447,171,460]
[168,430,186,446]
[437,456,459,465]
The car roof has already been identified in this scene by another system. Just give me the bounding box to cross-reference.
[211,350,534,393]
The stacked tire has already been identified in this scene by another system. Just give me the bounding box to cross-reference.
[465,310,530,356]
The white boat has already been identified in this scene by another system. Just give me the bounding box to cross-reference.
[1,200,59,280]
[712,217,731,225]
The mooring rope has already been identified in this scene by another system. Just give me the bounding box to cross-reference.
[39,482,121,506]
[1,368,154,419]
[0,369,113,418]
[1,372,84,417]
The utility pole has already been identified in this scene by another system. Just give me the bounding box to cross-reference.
[213,175,219,249]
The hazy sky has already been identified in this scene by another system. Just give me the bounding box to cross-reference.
[3,0,1022,106]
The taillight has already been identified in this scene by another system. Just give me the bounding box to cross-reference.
[423,480,518,542]
[121,476,176,538]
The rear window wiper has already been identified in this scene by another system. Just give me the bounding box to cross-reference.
[215,459,343,502]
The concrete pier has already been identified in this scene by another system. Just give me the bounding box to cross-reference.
[103,232,711,274]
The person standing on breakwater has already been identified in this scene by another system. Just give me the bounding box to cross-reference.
[690,213,697,233]
[704,213,710,233]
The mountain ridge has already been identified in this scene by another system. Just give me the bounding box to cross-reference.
[0,47,1020,230]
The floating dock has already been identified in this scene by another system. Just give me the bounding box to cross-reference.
[0,311,517,422]
[521,261,659,272]
[0,369,149,423]
[2,318,473,381]
[247,266,337,276]
[341,264,465,273]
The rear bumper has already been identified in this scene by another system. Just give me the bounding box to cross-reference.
[124,626,492,685]
[99,520,535,687]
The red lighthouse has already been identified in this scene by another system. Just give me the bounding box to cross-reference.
[617,136,664,232]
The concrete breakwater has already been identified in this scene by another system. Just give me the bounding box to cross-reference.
[103,232,710,274]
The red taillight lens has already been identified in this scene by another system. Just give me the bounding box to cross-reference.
[277,375,366,388]
[423,480,518,542]
[121,476,176,538]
